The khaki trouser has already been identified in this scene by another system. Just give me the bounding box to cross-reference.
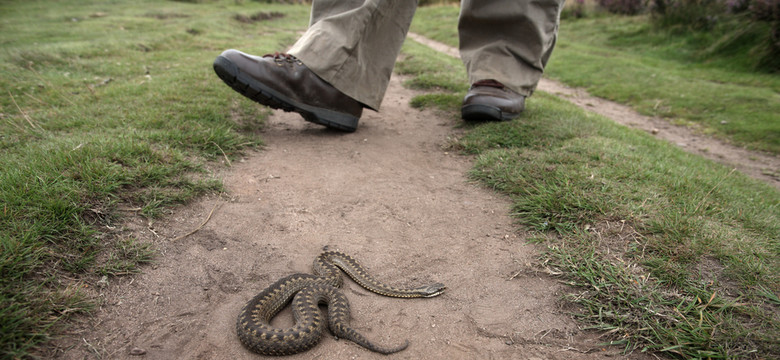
[288,0,564,110]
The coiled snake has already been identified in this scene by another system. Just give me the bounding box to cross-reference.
[237,250,445,356]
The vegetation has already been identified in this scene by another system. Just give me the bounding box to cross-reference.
[412,5,780,154]
[1,0,778,359]
[0,1,310,357]
[665,2,775,72]
[399,26,779,359]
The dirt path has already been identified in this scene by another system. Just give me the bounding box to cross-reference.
[51,33,778,360]
[51,33,779,360]
[407,33,780,190]
[50,68,657,359]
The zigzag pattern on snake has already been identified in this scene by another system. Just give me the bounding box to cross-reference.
[236,250,446,356]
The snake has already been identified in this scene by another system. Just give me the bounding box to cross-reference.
[236,250,446,356]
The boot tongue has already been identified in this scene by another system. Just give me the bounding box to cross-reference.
[472,79,505,89]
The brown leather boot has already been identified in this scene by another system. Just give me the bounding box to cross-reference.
[461,79,525,121]
[213,49,362,132]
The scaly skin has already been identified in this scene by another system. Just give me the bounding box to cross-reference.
[236,251,446,356]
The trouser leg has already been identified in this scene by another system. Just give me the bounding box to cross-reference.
[458,0,564,97]
[288,0,417,110]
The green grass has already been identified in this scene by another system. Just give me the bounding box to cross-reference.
[398,36,779,358]
[0,0,310,357]
[410,6,780,154]
[2,1,779,358]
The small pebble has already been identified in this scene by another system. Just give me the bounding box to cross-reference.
[129,347,146,356]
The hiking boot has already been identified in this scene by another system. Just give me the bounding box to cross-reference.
[213,49,362,132]
[461,79,525,121]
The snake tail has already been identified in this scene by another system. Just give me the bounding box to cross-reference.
[301,285,410,355]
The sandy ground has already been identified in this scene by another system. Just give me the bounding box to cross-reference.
[49,36,777,360]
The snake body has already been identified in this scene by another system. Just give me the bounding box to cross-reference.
[237,250,445,356]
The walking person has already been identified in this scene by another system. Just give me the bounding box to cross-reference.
[214,0,564,132]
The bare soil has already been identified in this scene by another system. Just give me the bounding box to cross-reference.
[50,35,776,360]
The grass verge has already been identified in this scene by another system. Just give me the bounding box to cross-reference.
[0,0,309,357]
[398,36,779,358]
[410,6,780,154]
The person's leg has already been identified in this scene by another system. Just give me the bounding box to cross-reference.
[458,0,564,121]
[213,0,416,132]
[289,0,416,111]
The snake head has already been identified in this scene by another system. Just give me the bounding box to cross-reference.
[417,283,446,297]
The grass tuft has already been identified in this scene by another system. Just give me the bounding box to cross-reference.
[98,237,155,276]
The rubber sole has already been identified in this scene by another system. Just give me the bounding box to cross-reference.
[213,55,359,132]
[461,104,521,122]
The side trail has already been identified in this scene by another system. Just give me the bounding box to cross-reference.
[408,33,780,190]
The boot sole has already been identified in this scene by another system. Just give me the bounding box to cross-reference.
[213,55,358,132]
[461,104,521,122]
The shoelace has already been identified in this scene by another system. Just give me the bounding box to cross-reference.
[472,79,505,89]
[263,52,303,65]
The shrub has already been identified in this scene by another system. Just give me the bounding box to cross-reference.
[598,0,646,14]
[562,0,589,18]
[726,0,752,13]
[750,0,780,23]
[651,0,725,30]
[651,0,779,71]
[749,0,780,70]
[419,0,460,5]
